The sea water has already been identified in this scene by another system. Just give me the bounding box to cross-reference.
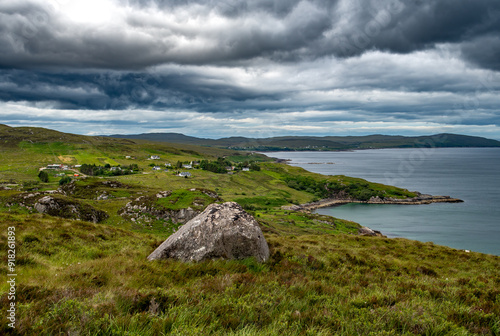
[267,148,500,256]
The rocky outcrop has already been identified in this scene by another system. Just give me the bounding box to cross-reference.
[119,189,218,225]
[34,195,109,223]
[366,194,463,205]
[120,201,199,225]
[358,226,385,237]
[59,180,132,200]
[148,202,270,263]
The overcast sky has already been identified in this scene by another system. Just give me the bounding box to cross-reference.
[1,0,500,139]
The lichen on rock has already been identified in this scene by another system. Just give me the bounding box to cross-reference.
[148,202,269,263]
[34,195,109,223]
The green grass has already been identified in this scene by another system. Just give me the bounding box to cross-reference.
[155,189,216,211]
[234,196,289,210]
[0,211,498,335]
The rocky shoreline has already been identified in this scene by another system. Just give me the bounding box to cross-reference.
[284,193,464,212]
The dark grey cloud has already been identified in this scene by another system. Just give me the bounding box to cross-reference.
[461,35,500,71]
[0,0,499,70]
[0,68,285,111]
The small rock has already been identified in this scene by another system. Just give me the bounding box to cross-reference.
[358,226,384,237]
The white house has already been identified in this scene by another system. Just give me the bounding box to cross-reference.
[152,166,162,171]
[182,164,193,169]
[242,167,250,172]
[178,172,191,177]
[150,155,161,160]
[46,164,62,169]
[165,163,172,167]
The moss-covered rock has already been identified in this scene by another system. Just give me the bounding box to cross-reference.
[34,195,109,223]
[59,179,133,200]
[119,188,220,226]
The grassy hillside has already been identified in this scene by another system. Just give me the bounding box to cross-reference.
[1,210,499,335]
[107,131,500,151]
[1,125,499,335]
[0,124,268,181]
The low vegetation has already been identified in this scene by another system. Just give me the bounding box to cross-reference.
[0,124,499,335]
[0,209,499,335]
[79,163,140,177]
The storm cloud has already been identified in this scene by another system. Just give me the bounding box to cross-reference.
[0,0,499,138]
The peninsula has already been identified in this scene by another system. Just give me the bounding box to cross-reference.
[285,193,464,212]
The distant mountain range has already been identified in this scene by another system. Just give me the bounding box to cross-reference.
[107,132,500,151]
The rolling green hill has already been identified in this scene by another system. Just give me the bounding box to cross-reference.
[0,124,269,181]
[108,131,500,151]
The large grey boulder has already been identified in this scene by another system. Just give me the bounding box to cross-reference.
[148,202,269,262]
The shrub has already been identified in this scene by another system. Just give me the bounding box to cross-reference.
[38,170,49,183]
[59,176,72,185]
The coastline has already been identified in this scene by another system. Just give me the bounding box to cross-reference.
[283,194,464,212]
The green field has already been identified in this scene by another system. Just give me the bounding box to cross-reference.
[0,124,499,335]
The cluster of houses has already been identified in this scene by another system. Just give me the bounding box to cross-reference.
[40,164,82,177]
[43,164,69,170]
[223,166,250,172]
[148,159,252,177]
[125,154,255,177]
[150,167,192,177]
[149,161,195,177]
[42,164,82,170]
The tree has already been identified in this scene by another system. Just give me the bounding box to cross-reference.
[59,176,72,186]
[249,163,261,171]
[38,170,49,183]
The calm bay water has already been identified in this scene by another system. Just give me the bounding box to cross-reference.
[268,148,500,256]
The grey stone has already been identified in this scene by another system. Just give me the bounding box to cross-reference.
[358,226,384,237]
[119,189,219,225]
[34,195,109,223]
[148,202,269,262]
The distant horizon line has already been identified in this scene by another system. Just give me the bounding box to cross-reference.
[2,123,500,142]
